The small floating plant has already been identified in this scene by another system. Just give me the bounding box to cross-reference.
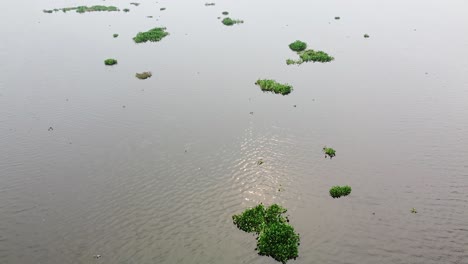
[113,33,119,38]
[160,7,166,11]
[123,8,130,12]
[364,34,370,38]
[232,204,300,263]
[322,146,336,159]
[255,79,292,95]
[205,3,216,6]
[222,11,229,15]
[133,27,169,43]
[135,72,152,80]
[299,50,334,63]
[222,17,244,26]
[335,16,340,20]
[289,40,307,52]
[329,185,352,198]
[130,2,140,6]
[104,58,118,66]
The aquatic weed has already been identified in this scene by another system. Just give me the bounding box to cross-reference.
[133,27,169,43]
[222,17,244,26]
[364,34,370,38]
[299,49,334,63]
[160,7,166,11]
[255,79,292,95]
[113,33,119,38]
[104,58,118,66]
[222,11,229,15]
[232,204,299,263]
[130,2,140,6]
[322,147,336,158]
[135,72,152,80]
[123,8,130,12]
[289,40,307,52]
[329,186,352,198]
[205,3,216,6]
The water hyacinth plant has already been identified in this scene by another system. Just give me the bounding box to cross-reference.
[113,33,119,38]
[222,11,229,15]
[135,71,152,79]
[104,58,118,66]
[222,17,244,26]
[232,204,300,263]
[255,79,293,95]
[329,185,352,198]
[364,34,370,38]
[323,147,336,158]
[133,27,169,43]
[289,40,307,52]
[43,5,119,13]
[299,49,334,63]
[123,8,130,12]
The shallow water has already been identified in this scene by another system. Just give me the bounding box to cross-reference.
[1,0,468,263]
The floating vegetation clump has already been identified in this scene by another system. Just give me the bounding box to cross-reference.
[329,186,352,198]
[130,2,140,6]
[160,7,166,11]
[286,59,302,65]
[205,3,216,6]
[299,49,334,63]
[411,208,417,213]
[335,16,340,20]
[135,71,152,80]
[233,204,300,263]
[364,34,370,38]
[255,79,292,95]
[43,5,119,13]
[133,27,169,43]
[322,147,336,158]
[104,58,118,66]
[113,33,119,38]
[222,17,244,26]
[222,11,229,15]
[289,40,307,52]
[123,8,130,12]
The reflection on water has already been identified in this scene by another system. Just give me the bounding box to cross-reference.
[1,0,468,263]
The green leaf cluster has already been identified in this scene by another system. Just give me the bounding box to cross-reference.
[222,17,244,26]
[104,58,118,66]
[255,79,293,95]
[322,147,336,158]
[329,185,352,198]
[133,27,169,43]
[288,40,307,52]
[299,49,334,63]
[232,204,300,263]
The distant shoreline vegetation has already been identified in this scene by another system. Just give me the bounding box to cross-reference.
[43,5,119,13]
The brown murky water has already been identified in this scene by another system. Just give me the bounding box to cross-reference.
[1,0,468,263]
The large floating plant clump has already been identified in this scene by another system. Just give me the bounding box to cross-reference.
[133,27,169,43]
[232,204,300,264]
[300,49,334,63]
[255,79,293,95]
[43,5,119,13]
[329,185,352,198]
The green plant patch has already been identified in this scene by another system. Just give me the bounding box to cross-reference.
[299,49,334,63]
[322,147,336,158]
[233,204,299,263]
[44,5,119,13]
[335,16,340,20]
[286,59,302,65]
[130,2,140,6]
[113,33,119,38]
[135,71,152,80]
[329,185,352,198]
[222,17,244,26]
[222,11,229,15]
[205,3,216,6]
[104,58,118,66]
[160,7,166,11]
[255,79,292,95]
[123,8,130,12]
[133,27,169,43]
[289,40,307,52]
[364,34,370,38]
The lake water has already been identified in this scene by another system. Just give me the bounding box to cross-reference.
[1,0,468,263]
